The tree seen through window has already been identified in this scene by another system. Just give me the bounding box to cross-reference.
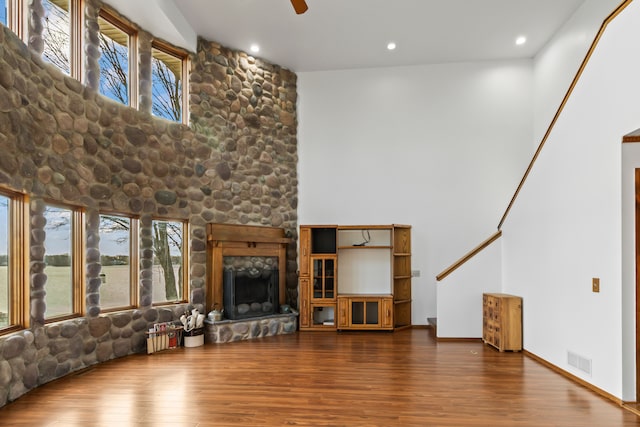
[98,15,129,105]
[151,46,183,122]
[42,0,71,75]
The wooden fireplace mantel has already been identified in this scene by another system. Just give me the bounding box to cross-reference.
[206,224,292,312]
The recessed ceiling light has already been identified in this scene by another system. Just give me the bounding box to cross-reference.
[250,44,260,53]
[387,42,396,51]
[515,36,527,46]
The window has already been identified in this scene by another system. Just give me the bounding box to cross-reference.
[98,10,137,107]
[2,0,25,39]
[0,194,8,328]
[98,214,138,311]
[151,219,187,304]
[41,0,80,78]
[151,42,188,124]
[43,204,83,320]
[0,189,27,334]
[1,0,7,26]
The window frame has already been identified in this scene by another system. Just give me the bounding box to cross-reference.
[0,187,29,336]
[150,39,189,125]
[150,218,189,306]
[97,7,138,109]
[97,212,139,313]
[42,201,85,323]
[5,0,26,41]
[39,0,83,80]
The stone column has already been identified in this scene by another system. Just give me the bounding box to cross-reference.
[138,31,152,114]
[27,0,44,55]
[189,224,206,312]
[139,213,153,308]
[29,198,47,326]
[84,0,101,91]
[85,209,101,317]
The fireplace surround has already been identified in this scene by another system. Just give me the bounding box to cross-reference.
[207,224,291,320]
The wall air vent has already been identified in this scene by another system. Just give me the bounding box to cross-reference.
[567,351,592,376]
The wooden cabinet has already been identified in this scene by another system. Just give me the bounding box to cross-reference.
[299,227,310,277]
[482,293,522,352]
[299,278,310,328]
[337,295,393,330]
[299,224,411,332]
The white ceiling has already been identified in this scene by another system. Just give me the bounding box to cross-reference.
[104,0,587,72]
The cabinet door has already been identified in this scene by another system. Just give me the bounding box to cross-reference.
[381,298,393,329]
[299,227,310,276]
[312,256,336,300]
[350,299,380,327]
[365,301,379,325]
[299,278,309,328]
[337,297,349,328]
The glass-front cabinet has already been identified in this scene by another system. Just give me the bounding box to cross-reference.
[312,256,336,300]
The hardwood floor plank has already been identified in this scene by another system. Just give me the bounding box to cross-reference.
[0,329,637,426]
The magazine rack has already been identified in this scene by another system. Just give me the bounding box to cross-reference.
[146,325,183,354]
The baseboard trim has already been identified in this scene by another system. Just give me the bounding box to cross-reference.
[523,350,624,407]
[411,325,429,330]
[436,337,483,342]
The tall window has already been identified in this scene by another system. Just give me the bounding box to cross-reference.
[1,0,7,26]
[151,42,187,123]
[41,0,80,78]
[151,219,187,304]
[42,0,70,74]
[43,204,83,320]
[98,10,136,106]
[2,0,26,40]
[0,189,27,334]
[98,214,137,310]
[0,195,9,328]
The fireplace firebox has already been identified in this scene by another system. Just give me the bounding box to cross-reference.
[223,266,279,320]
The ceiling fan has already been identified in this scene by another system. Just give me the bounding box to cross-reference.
[290,0,308,14]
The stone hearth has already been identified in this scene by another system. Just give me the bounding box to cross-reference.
[204,312,298,344]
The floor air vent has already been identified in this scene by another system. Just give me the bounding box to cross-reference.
[567,351,592,376]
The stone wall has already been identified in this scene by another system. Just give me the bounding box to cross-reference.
[0,0,298,408]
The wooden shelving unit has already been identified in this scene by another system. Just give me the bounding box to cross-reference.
[298,224,412,331]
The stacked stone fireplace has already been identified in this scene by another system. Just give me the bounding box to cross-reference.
[205,224,297,343]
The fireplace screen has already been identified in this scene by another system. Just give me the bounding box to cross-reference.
[222,257,279,320]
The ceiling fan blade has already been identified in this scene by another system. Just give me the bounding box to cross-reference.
[291,0,308,14]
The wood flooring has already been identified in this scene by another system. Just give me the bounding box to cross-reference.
[0,328,638,426]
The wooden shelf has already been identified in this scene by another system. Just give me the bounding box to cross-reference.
[299,224,412,331]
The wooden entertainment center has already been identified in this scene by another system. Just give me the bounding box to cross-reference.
[298,224,412,331]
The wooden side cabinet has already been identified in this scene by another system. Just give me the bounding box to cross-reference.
[482,293,522,352]
[337,295,393,330]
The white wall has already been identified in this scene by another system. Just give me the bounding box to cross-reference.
[297,61,533,325]
[533,0,623,144]
[502,0,640,400]
[437,237,503,338]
